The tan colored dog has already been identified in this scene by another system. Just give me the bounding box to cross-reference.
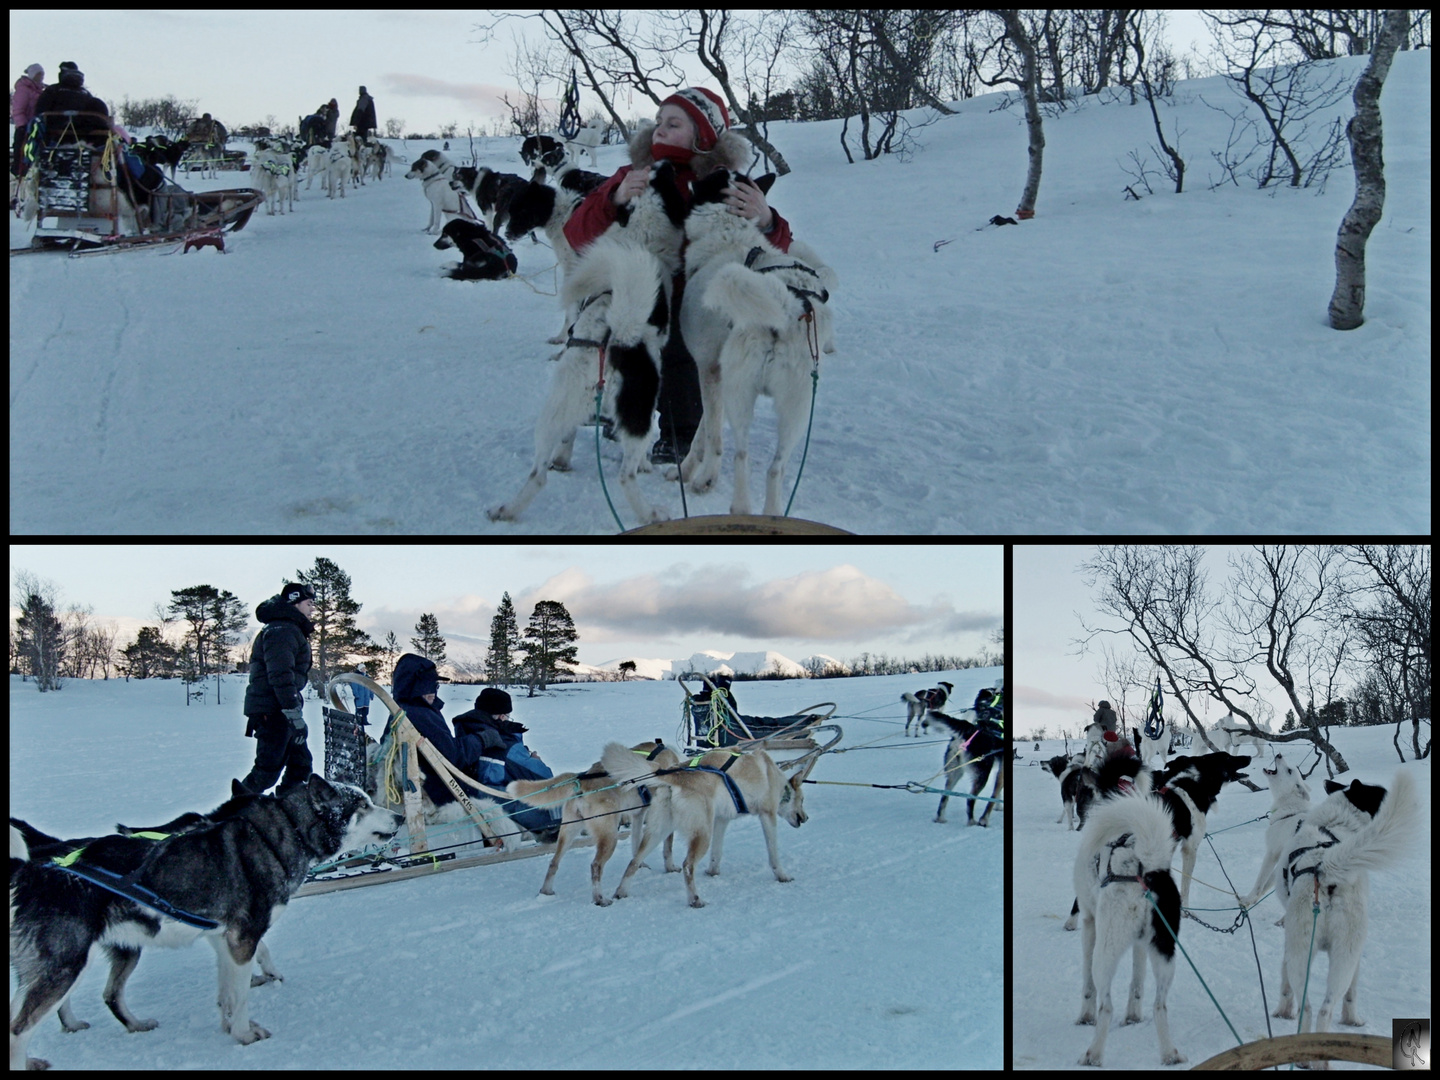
[600,742,808,908]
[506,739,679,906]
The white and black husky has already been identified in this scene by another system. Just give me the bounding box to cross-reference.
[1073,790,1186,1067]
[487,161,686,525]
[676,168,838,516]
[9,777,400,1069]
[1064,750,1251,930]
[405,149,462,234]
[1238,752,1313,909]
[901,681,953,737]
[1271,770,1417,1060]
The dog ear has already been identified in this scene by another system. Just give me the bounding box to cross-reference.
[755,172,777,195]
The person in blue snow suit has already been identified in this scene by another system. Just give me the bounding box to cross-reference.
[451,687,561,839]
[351,664,374,726]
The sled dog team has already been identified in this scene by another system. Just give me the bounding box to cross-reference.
[1052,736,1419,1069]
[8,734,815,1068]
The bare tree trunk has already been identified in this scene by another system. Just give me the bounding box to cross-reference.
[1328,10,1409,330]
[1000,10,1045,218]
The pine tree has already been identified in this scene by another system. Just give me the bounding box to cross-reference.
[380,631,401,679]
[518,600,579,691]
[411,614,447,663]
[486,592,521,685]
[297,557,378,686]
[15,590,65,691]
[120,626,179,679]
[167,585,244,701]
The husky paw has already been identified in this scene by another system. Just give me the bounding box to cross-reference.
[234,1022,271,1044]
[688,897,707,908]
[774,871,794,883]
[126,1018,159,1032]
[1162,1049,1187,1065]
[249,972,281,988]
[1078,1050,1103,1066]
[26,1055,53,1070]
[592,896,613,908]
[486,505,515,522]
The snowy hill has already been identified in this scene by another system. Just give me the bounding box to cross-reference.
[9,52,1428,532]
[8,667,1001,1069]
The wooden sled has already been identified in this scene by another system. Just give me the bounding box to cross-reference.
[301,672,585,897]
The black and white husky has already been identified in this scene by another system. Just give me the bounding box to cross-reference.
[487,161,686,525]
[9,778,400,1069]
[405,149,462,234]
[1271,770,1417,1059]
[1073,790,1186,1066]
[901,681,953,736]
[675,168,837,516]
[1064,750,1251,930]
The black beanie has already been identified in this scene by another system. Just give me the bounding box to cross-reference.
[281,582,316,606]
[477,687,513,715]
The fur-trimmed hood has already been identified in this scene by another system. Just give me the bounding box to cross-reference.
[628,119,752,178]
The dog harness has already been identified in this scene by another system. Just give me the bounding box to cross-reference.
[743,245,830,312]
[1096,831,1154,889]
[45,841,220,930]
[657,752,750,815]
[1283,824,1341,890]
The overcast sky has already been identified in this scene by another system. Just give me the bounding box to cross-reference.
[1015,545,1310,743]
[9,544,1001,668]
[9,10,1214,138]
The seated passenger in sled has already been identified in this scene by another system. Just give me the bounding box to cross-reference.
[451,688,561,839]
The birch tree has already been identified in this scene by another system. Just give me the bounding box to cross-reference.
[1328,9,1409,330]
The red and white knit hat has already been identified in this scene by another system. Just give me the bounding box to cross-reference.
[660,87,730,151]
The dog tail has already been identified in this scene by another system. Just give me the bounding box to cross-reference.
[1320,769,1419,879]
[506,773,578,811]
[703,264,795,332]
[563,239,664,348]
[1078,790,1176,879]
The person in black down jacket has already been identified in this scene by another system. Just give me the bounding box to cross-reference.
[239,582,316,795]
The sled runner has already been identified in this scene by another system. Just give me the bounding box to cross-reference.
[16,110,261,253]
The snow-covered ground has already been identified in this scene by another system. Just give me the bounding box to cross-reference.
[10,51,1429,533]
[1012,725,1431,1069]
[9,666,1001,1069]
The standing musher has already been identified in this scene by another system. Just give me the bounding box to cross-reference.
[238,582,316,795]
[351,663,374,726]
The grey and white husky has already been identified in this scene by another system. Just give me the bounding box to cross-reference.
[9,777,399,1069]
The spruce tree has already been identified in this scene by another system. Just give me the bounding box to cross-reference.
[411,614,447,663]
[518,600,579,691]
[296,557,379,686]
[486,592,520,685]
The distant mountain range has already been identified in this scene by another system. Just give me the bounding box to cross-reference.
[578,649,850,681]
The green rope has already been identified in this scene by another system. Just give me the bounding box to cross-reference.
[1143,888,1244,1047]
[594,379,626,531]
[783,367,819,517]
[1296,895,1321,1037]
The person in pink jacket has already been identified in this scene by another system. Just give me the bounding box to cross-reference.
[563,87,794,463]
[11,63,45,179]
